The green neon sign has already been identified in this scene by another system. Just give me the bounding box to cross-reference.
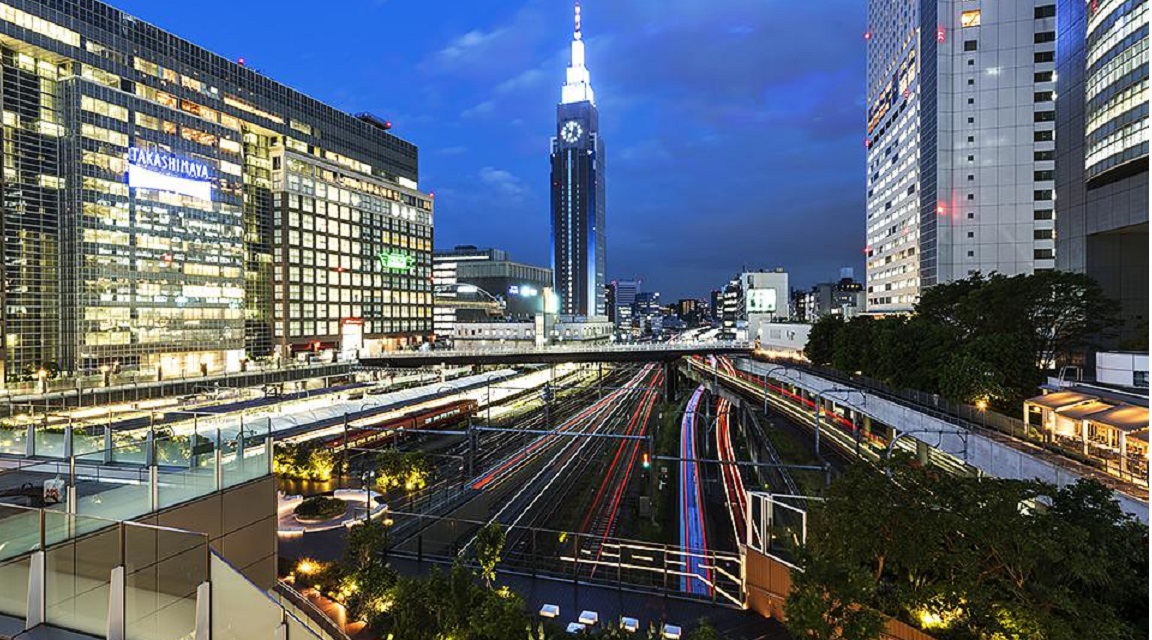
[378,251,415,272]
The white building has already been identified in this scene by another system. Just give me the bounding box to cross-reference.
[452,315,613,349]
[865,0,1059,311]
[742,270,789,339]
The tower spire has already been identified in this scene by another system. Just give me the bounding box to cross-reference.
[561,1,594,104]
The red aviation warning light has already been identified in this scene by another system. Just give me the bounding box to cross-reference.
[937,26,946,42]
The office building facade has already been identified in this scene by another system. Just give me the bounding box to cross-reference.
[865,0,1059,311]
[1055,0,1148,339]
[550,2,606,317]
[432,245,551,338]
[0,0,432,383]
[610,278,638,329]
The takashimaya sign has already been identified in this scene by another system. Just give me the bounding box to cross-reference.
[126,147,212,200]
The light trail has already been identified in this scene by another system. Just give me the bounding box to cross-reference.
[459,366,656,554]
[678,385,713,596]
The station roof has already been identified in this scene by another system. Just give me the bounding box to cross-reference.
[1084,405,1150,433]
[1026,391,1099,409]
[1055,401,1116,420]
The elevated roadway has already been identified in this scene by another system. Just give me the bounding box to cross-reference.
[360,341,754,368]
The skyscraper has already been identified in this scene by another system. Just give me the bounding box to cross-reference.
[1055,0,1148,340]
[550,2,606,317]
[865,0,1060,311]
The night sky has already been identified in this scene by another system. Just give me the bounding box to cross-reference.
[114,0,867,301]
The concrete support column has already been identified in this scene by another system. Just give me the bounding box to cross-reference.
[1119,432,1128,476]
[916,439,930,466]
[863,415,873,439]
[663,361,678,403]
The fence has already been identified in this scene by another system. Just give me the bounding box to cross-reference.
[382,509,745,607]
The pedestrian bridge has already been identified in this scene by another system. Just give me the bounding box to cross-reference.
[360,341,755,368]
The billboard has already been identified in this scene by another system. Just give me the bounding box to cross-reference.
[747,288,777,314]
[125,147,212,200]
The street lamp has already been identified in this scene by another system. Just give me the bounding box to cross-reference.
[759,365,799,417]
[813,387,865,459]
[362,469,376,522]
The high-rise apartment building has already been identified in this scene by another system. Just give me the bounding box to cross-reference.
[550,2,606,317]
[0,0,432,384]
[865,0,1060,311]
[1055,0,1148,339]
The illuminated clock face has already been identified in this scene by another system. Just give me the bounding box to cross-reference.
[561,120,583,143]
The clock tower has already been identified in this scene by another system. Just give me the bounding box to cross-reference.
[550,1,606,317]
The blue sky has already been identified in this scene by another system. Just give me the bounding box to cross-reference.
[115,0,867,300]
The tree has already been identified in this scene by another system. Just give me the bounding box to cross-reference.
[475,522,506,589]
[805,315,843,366]
[374,449,430,492]
[1015,270,1119,369]
[273,442,336,481]
[343,518,395,619]
[784,460,1147,640]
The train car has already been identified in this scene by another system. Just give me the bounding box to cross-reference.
[330,399,478,450]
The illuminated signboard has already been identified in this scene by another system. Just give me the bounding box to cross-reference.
[125,147,212,200]
[378,251,415,272]
[747,289,777,314]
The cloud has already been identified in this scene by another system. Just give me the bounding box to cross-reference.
[478,166,528,199]
[460,100,496,119]
[495,67,547,94]
[432,28,508,63]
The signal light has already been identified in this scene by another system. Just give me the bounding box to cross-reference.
[642,453,651,470]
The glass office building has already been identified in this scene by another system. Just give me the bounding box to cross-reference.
[0,0,432,384]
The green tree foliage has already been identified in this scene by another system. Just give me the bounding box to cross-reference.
[804,271,1120,408]
[372,565,529,640]
[342,518,395,619]
[805,315,844,367]
[374,448,430,492]
[273,442,336,481]
[785,459,1148,640]
[475,522,506,589]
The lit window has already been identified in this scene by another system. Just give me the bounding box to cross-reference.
[961,10,981,27]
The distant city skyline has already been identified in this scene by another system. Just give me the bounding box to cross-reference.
[112,0,867,300]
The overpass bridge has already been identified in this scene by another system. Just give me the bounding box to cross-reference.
[359,342,754,400]
[360,341,755,368]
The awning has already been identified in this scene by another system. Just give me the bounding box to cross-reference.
[1025,391,1099,410]
[1085,405,1150,433]
[1131,431,1149,444]
[1054,400,1116,420]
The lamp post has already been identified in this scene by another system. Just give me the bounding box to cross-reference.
[759,365,795,417]
[362,469,376,522]
[813,387,865,459]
